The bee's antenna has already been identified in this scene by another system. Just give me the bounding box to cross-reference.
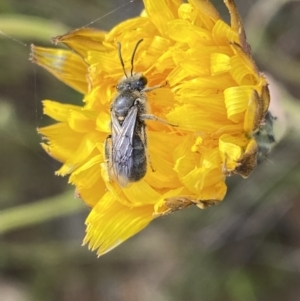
[130,39,143,76]
[117,42,128,78]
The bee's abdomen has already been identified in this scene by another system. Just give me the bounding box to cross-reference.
[128,134,147,182]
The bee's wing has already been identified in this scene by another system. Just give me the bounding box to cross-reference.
[110,106,138,187]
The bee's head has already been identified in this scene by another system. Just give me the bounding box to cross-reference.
[116,74,147,92]
[117,39,147,92]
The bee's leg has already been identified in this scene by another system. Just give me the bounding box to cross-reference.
[140,124,155,172]
[140,114,178,127]
[104,135,112,163]
[104,135,115,181]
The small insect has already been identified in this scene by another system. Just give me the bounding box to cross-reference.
[254,110,277,163]
[105,39,175,187]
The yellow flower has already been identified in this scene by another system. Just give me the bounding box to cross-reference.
[31,0,269,256]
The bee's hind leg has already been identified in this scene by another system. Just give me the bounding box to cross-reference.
[105,135,115,175]
[104,135,112,163]
[140,114,178,127]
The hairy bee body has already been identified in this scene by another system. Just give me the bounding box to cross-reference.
[105,40,175,187]
[254,111,277,163]
[106,78,148,186]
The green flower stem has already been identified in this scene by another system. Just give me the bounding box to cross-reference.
[0,190,86,234]
[0,14,70,43]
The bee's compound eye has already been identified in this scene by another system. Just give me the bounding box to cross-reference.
[138,76,147,87]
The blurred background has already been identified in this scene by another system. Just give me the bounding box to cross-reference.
[1,0,300,300]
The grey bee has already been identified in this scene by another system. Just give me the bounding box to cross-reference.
[105,39,175,187]
[254,111,277,163]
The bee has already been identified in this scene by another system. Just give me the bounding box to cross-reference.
[105,39,175,187]
[254,110,277,163]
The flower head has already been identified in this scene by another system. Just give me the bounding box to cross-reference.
[31,0,269,256]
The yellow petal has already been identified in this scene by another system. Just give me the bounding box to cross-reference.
[52,28,107,58]
[84,84,113,109]
[67,110,96,133]
[121,180,161,206]
[219,133,243,170]
[145,131,182,189]
[189,0,220,29]
[83,192,153,256]
[179,147,224,194]
[172,74,236,94]
[230,53,257,85]
[167,19,213,45]
[56,131,105,176]
[143,0,180,35]
[212,20,239,46]
[210,53,231,75]
[167,103,237,133]
[42,100,82,122]
[69,155,103,190]
[95,112,110,133]
[143,36,173,67]
[30,45,88,94]
[75,179,105,207]
[178,3,198,23]
[174,135,199,177]
[195,180,227,202]
[106,17,156,43]
[224,86,254,123]
[38,123,83,162]
[86,50,120,74]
